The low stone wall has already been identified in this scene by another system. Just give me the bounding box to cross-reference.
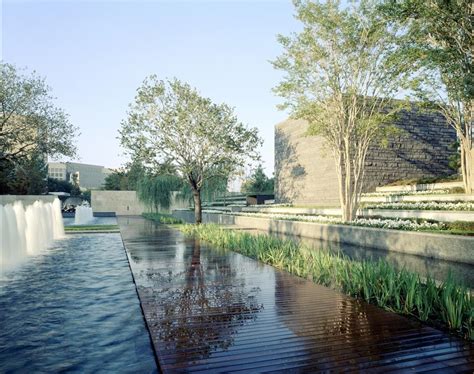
[92,190,189,216]
[92,191,151,215]
[0,195,56,206]
[172,210,474,265]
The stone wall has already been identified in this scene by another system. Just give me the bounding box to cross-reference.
[172,210,474,265]
[92,190,189,216]
[275,108,456,206]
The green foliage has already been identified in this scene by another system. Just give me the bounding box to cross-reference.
[142,212,183,225]
[181,224,473,340]
[0,152,47,194]
[380,0,472,102]
[448,141,461,172]
[0,62,78,164]
[241,165,274,194]
[81,190,91,204]
[119,76,262,223]
[272,0,409,221]
[47,178,73,193]
[137,173,228,211]
[446,221,474,233]
[104,161,145,191]
[137,174,184,211]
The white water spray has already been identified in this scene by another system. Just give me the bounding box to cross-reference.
[74,205,94,225]
[0,198,64,272]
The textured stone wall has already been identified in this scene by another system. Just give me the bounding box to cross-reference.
[275,109,457,206]
[91,190,189,215]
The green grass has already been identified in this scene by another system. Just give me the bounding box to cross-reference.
[142,212,184,225]
[65,225,119,231]
[180,223,473,341]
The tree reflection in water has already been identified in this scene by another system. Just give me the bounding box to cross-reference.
[145,238,263,362]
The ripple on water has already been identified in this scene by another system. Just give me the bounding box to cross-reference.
[0,233,156,373]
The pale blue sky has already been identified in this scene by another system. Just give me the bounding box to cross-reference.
[2,0,300,174]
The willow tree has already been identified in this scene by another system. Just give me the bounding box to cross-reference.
[272,0,406,221]
[119,77,261,223]
[381,0,473,194]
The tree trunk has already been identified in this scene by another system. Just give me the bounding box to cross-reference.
[460,141,473,194]
[193,189,202,224]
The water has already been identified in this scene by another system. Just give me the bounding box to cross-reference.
[0,199,64,273]
[0,233,156,373]
[74,205,94,225]
[63,216,117,226]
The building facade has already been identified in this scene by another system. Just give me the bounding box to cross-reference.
[275,108,457,206]
[47,162,112,189]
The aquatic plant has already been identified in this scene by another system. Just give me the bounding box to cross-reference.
[142,212,183,225]
[180,223,473,340]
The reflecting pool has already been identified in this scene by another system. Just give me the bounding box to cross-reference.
[0,233,156,373]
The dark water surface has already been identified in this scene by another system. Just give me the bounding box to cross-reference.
[119,216,474,373]
[0,233,156,373]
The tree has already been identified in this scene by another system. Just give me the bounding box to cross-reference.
[0,152,48,194]
[47,177,74,193]
[104,161,145,190]
[120,77,261,223]
[70,172,81,197]
[380,0,473,193]
[241,165,275,194]
[0,63,79,164]
[272,0,407,221]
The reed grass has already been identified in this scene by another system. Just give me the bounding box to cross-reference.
[180,223,473,341]
[142,212,184,225]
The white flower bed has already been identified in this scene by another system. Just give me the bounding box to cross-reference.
[362,189,451,197]
[365,201,474,211]
[225,211,446,231]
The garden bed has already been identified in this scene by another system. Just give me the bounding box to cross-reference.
[222,211,474,235]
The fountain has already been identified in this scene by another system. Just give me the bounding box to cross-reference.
[74,204,95,225]
[0,198,64,272]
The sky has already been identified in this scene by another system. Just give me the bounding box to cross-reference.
[2,0,301,175]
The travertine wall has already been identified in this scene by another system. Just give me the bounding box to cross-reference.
[275,109,456,206]
[92,190,189,215]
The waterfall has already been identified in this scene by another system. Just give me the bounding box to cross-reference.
[0,198,64,272]
[74,205,94,225]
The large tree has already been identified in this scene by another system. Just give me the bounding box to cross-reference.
[120,77,261,223]
[380,0,473,194]
[272,0,407,221]
[0,63,79,164]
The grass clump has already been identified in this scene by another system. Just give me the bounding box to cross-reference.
[142,212,183,225]
[180,223,473,341]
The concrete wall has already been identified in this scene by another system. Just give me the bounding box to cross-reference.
[92,191,149,215]
[172,210,474,265]
[275,108,457,206]
[92,190,189,216]
[0,195,56,206]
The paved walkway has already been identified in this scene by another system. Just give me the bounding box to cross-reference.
[118,216,474,373]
